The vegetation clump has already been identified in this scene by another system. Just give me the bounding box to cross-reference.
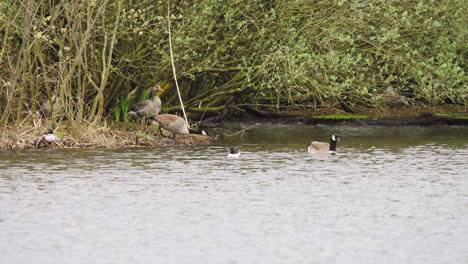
[0,121,212,150]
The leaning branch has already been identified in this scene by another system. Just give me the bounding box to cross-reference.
[167,0,188,123]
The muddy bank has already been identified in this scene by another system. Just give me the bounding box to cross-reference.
[0,123,214,150]
[202,107,468,127]
[204,114,468,127]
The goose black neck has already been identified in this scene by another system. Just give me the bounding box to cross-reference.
[329,139,337,151]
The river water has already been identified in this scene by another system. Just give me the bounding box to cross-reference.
[1,125,467,264]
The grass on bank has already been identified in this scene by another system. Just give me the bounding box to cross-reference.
[434,113,468,119]
[311,113,468,120]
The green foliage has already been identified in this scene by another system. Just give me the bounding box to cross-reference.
[115,96,131,122]
[0,0,466,123]
[435,113,468,119]
[140,89,151,102]
[120,97,131,122]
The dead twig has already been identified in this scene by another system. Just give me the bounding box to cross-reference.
[224,123,259,140]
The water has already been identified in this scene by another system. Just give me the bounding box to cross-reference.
[1,125,467,264]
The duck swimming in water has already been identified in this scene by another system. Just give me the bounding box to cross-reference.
[227,147,241,158]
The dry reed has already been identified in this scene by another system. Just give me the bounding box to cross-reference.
[0,119,212,150]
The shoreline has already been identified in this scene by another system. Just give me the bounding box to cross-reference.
[1,107,467,150]
[203,107,468,127]
[205,113,468,127]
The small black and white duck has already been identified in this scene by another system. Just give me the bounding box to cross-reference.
[128,85,164,127]
[150,114,208,138]
[227,147,241,158]
[42,128,56,143]
[307,134,340,155]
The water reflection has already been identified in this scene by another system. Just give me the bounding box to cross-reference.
[0,125,467,264]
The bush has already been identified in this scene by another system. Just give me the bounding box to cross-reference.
[0,0,466,123]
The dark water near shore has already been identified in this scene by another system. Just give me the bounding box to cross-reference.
[1,125,467,264]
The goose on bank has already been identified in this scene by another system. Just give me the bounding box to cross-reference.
[39,95,59,118]
[128,85,164,126]
[383,86,410,108]
[22,95,58,119]
[307,134,340,155]
[227,147,241,158]
[150,114,208,138]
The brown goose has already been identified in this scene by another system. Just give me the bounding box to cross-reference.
[22,96,57,119]
[128,85,164,126]
[383,86,409,107]
[150,114,207,138]
[307,134,340,155]
[39,95,58,118]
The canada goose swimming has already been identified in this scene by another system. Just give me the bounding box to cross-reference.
[150,114,208,138]
[227,147,241,158]
[128,85,164,126]
[307,134,340,155]
[42,128,56,143]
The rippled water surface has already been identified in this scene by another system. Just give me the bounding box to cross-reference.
[1,125,467,264]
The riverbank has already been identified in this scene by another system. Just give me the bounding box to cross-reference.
[1,106,466,150]
[203,106,468,127]
[0,122,213,150]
